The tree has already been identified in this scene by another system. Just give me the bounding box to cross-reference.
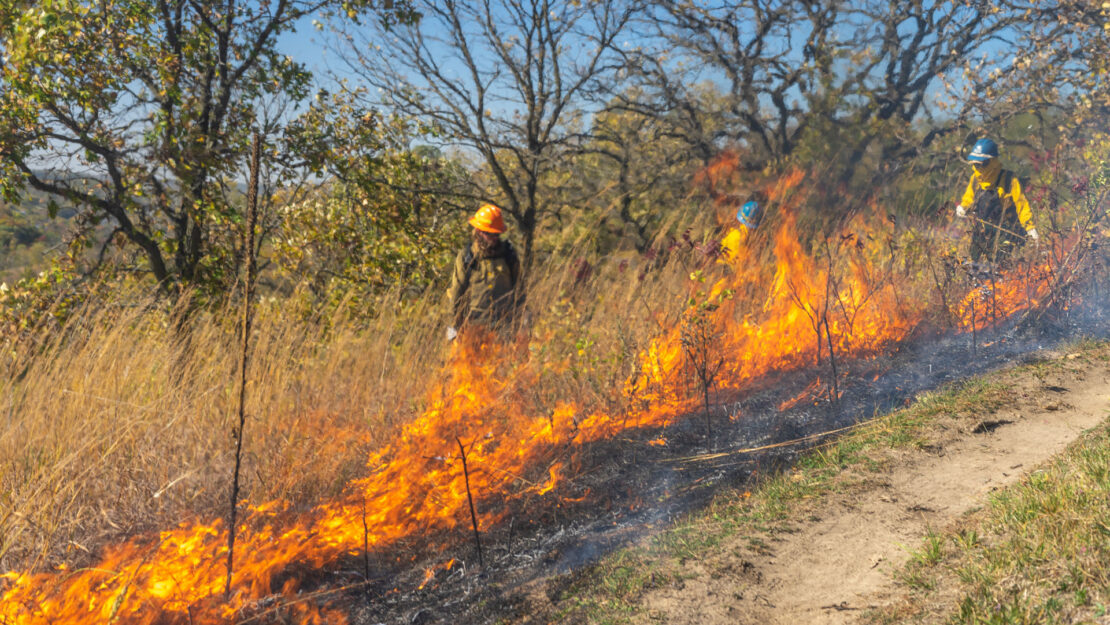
[0,0,413,294]
[620,0,842,169]
[554,98,705,253]
[339,0,637,270]
[277,92,469,311]
[974,1,1110,132]
[836,0,1037,181]
[624,0,1042,183]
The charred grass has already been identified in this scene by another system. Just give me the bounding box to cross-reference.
[547,340,1108,624]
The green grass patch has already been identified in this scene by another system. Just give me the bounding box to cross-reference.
[871,371,1110,622]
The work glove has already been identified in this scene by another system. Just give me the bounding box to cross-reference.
[446,326,458,341]
[955,204,967,219]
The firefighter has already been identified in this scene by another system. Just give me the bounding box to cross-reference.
[720,191,765,261]
[954,138,1039,265]
[445,203,524,341]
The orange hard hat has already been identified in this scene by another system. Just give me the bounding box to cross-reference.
[469,203,506,233]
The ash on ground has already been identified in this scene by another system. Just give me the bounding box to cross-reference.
[317,305,1109,625]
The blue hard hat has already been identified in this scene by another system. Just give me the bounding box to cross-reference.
[736,200,761,229]
[967,138,999,163]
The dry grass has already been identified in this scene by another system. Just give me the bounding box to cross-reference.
[0,290,445,572]
[1,159,1105,580]
[0,210,708,574]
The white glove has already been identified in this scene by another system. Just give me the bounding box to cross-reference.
[446,326,458,341]
[955,205,967,218]
[1027,228,1039,242]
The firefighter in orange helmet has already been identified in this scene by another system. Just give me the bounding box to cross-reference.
[445,203,524,340]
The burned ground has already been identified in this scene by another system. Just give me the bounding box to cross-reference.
[248,307,1110,625]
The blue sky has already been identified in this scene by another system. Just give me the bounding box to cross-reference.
[276,14,342,79]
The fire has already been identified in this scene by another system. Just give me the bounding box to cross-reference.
[629,205,921,409]
[955,259,1055,332]
[0,168,1064,623]
[417,558,457,590]
[778,378,823,411]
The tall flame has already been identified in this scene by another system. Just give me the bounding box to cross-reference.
[0,169,1059,623]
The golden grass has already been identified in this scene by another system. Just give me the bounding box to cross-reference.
[1,166,1103,580]
[0,211,710,574]
[0,292,444,572]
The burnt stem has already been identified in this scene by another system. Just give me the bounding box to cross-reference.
[971,296,978,355]
[989,272,999,325]
[362,496,371,580]
[226,132,262,598]
[823,315,839,404]
[456,437,484,568]
[704,383,712,439]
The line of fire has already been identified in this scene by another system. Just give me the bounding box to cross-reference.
[1,163,1106,624]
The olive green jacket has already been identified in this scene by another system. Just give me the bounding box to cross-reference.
[446,240,523,328]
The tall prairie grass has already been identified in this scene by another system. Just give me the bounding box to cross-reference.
[2,158,1105,577]
[0,197,719,574]
[0,289,442,571]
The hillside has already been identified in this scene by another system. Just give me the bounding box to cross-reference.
[539,340,1110,625]
[1,1,1109,623]
[0,189,76,284]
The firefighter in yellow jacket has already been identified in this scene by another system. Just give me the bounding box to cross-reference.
[445,203,524,340]
[955,138,1039,264]
[720,191,765,261]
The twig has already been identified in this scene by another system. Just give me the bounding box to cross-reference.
[456,437,484,567]
[966,214,1029,239]
[361,496,371,580]
[822,244,839,404]
[823,315,839,404]
[666,421,864,464]
[226,131,263,598]
[970,296,977,355]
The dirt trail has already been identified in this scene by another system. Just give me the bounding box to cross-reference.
[634,350,1110,625]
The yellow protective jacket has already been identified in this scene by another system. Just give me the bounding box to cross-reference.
[445,239,523,328]
[958,160,1035,234]
[719,225,749,262]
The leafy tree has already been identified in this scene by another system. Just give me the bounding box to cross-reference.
[0,206,41,248]
[625,0,1042,184]
[552,99,706,254]
[338,0,638,270]
[980,1,1110,132]
[0,0,413,294]
[277,92,468,312]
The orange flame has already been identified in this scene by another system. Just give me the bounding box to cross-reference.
[0,168,1064,624]
[777,378,823,411]
[955,260,1054,332]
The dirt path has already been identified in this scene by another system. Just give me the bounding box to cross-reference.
[634,351,1110,625]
